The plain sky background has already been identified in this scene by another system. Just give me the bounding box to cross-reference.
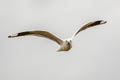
[0,0,120,80]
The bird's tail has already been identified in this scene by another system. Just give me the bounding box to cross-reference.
[56,47,63,52]
[56,48,61,52]
[8,31,32,38]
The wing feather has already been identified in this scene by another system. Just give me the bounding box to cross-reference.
[8,30,63,45]
[72,20,106,38]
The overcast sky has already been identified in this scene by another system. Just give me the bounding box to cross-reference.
[0,0,120,80]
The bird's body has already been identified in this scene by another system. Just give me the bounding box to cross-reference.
[57,39,72,52]
[8,20,107,52]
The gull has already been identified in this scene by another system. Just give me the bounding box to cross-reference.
[8,20,107,52]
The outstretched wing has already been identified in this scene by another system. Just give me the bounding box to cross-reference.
[8,30,63,45]
[71,20,107,39]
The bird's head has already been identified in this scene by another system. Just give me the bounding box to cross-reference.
[65,39,72,44]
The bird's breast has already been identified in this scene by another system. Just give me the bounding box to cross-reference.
[60,42,72,51]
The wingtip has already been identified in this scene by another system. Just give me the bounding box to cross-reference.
[8,35,15,38]
[8,35,12,38]
[8,33,18,38]
[8,35,17,38]
[100,20,107,24]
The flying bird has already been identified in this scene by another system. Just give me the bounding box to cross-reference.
[8,20,107,52]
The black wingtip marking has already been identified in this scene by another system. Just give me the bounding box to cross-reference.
[8,35,12,38]
[17,32,31,36]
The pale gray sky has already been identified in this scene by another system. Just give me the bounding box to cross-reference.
[0,0,120,80]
